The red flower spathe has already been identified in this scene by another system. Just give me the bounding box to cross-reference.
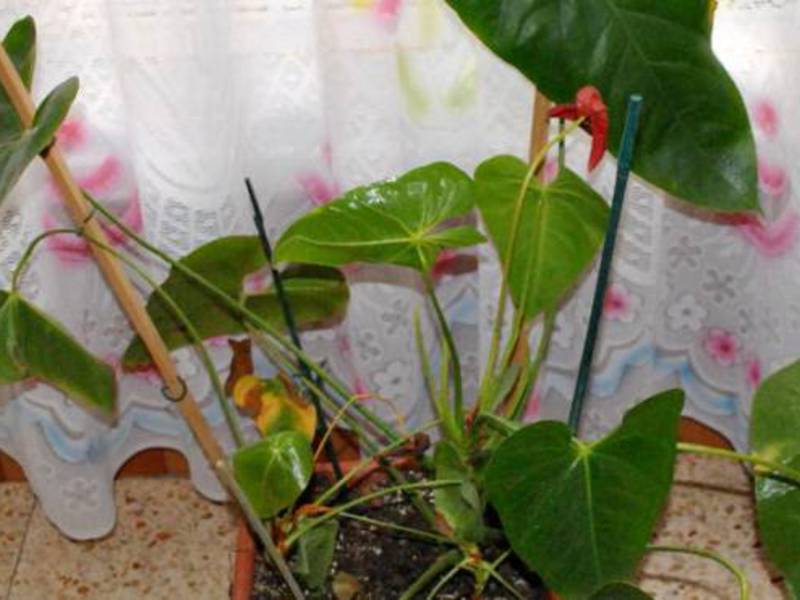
[549,86,609,172]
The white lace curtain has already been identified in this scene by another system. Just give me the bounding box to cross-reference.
[0,0,798,539]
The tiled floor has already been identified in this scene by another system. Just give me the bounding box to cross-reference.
[0,456,791,599]
[0,479,237,600]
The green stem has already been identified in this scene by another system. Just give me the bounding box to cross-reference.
[473,413,519,438]
[647,544,749,600]
[413,308,438,412]
[677,442,800,484]
[484,559,525,600]
[398,549,463,600]
[84,193,401,443]
[11,228,75,291]
[426,559,468,600]
[480,118,586,401]
[504,311,555,421]
[339,511,455,545]
[285,479,460,548]
[424,274,464,432]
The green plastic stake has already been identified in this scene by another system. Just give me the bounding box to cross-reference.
[568,95,644,434]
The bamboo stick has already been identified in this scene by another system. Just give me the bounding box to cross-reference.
[0,49,228,484]
[529,90,552,167]
[510,90,551,367]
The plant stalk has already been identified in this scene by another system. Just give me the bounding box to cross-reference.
[567,94,643,434]
[677,442,800,484]
[339,511,454,545]
[647,544,749,600]
[398,549,463,600]
[11,228,74,291]
[424,274,464,432]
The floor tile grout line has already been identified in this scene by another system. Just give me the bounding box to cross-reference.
[4,495,37,600]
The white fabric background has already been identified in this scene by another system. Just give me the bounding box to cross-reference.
[0,0,798,538]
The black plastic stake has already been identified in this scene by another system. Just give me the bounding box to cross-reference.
[568,95,644,434]
[245,178,345,482]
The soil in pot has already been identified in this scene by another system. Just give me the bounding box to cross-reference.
[250,474,546,599]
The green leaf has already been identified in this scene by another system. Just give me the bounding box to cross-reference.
[591,582,653,599]
[232,431,313,519]
[274,162,485,272]
[750,360,800,599]
[444,0,758,212]
[294,520,339,591]
[1,16,36,140]
[122,236,349,369]
[0,290,116,414]
[433,440,485,543]
[486,389,684,599]
[475,156,609,320]
[0,76,79,205]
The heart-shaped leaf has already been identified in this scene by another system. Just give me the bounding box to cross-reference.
[475,156,609,320]
[433,440,485,543]
[486,389,684,599]
[1,16,36,139]
[444,0,757,212]
[0,290,116,414]
[122,236,349,369]
[274,162,485,272]
[294,520,339,590]
[0,76,78,206]
[591,582,653,599]
[232,431,313,519]
[750,359,800,599]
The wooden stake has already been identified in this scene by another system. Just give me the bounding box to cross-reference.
[0,50,228,478]
[529,90,552,167]
[510,90,551,366]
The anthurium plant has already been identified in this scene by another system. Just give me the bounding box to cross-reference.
[1,4,799,600]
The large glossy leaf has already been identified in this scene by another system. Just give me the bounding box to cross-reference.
[0,290,116,414]
[444,0,758,212]
[433,440,485,543]
[486,390,684,599]
[1,16,36,140]
[750,360,800,599]
[122,236,349,368]
[475,156,609,320]
[0,76,78,205]
[591,582,653,599]
[273,162,485,272]
[232,431,313,519]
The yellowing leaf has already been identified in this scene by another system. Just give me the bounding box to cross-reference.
[233,374,317,441]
